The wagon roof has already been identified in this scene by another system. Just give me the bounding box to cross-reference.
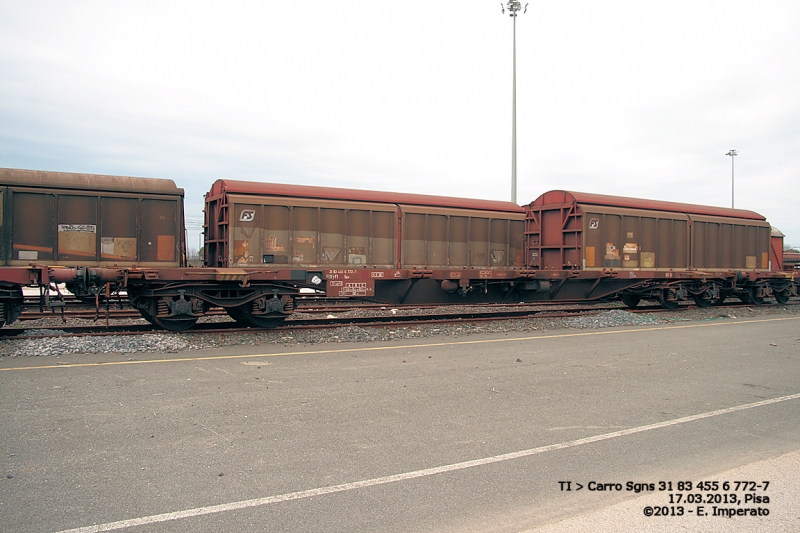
[209,179,525,213]
[530,190,766,221]
[0,168,184,195]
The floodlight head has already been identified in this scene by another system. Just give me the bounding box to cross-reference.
[726,149,738,157]
[505,0,523,16]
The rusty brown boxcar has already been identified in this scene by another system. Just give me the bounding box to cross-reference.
[204,179,526,270]
[0,168,186,268]
[204,180,530,304]
[0,168,186,325]
[0,171,795,332]
[525,190,795,306]
[784,252,800,271]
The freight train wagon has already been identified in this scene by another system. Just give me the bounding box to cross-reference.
[0,168,186,325]
[524,190,796,307]
[783,252,800,271]
[0,168,796,331]
[0,169,324,331]
[203,179,531,305]
[205,182,797,309]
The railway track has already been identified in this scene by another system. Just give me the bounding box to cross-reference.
[5,305,616,338]
[4,300,798,340]
[14,297,448,322]
[11,297,667,322]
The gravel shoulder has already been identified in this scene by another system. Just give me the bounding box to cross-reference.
[1,302,798,357]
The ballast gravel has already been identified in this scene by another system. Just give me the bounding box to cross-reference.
[0,303,798,358]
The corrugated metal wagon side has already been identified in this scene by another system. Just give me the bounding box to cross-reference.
[0,168,185,269]
[204,179,538,308]
[0,168,186,326]
[525,190,796,307]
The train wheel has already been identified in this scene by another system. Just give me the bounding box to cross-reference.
[620,293,640,309]
[657,289,680,310]
[138,308,156,324]
[693,290,713,308]
[151,316,199,332]
[747,288,766,306]
[225,304,286,328]
[738,291,751,304]
[245,313,287,329]
[2,294,24,326]
[225,305,252,325]
[774,289,790,305]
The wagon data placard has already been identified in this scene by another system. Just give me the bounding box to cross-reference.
[324,269,376,297]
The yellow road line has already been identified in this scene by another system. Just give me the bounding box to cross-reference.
[1,316,798,372]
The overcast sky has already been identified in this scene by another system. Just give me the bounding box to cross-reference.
[2,1,799,249]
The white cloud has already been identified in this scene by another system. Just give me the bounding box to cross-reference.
[1,0,799,246]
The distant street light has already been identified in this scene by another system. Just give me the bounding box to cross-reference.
[501,1,528,204]
[726,149,738,208]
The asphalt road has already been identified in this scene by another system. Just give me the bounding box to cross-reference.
[1,314,799,533]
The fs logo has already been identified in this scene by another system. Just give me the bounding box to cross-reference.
[239,210,256,222]
[589,218,600,230]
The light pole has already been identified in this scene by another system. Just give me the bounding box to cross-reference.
[501,1,528,204]
[726,149,738,208]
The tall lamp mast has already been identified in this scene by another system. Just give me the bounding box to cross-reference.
[501,1,528,204]
[726,149,738,208]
